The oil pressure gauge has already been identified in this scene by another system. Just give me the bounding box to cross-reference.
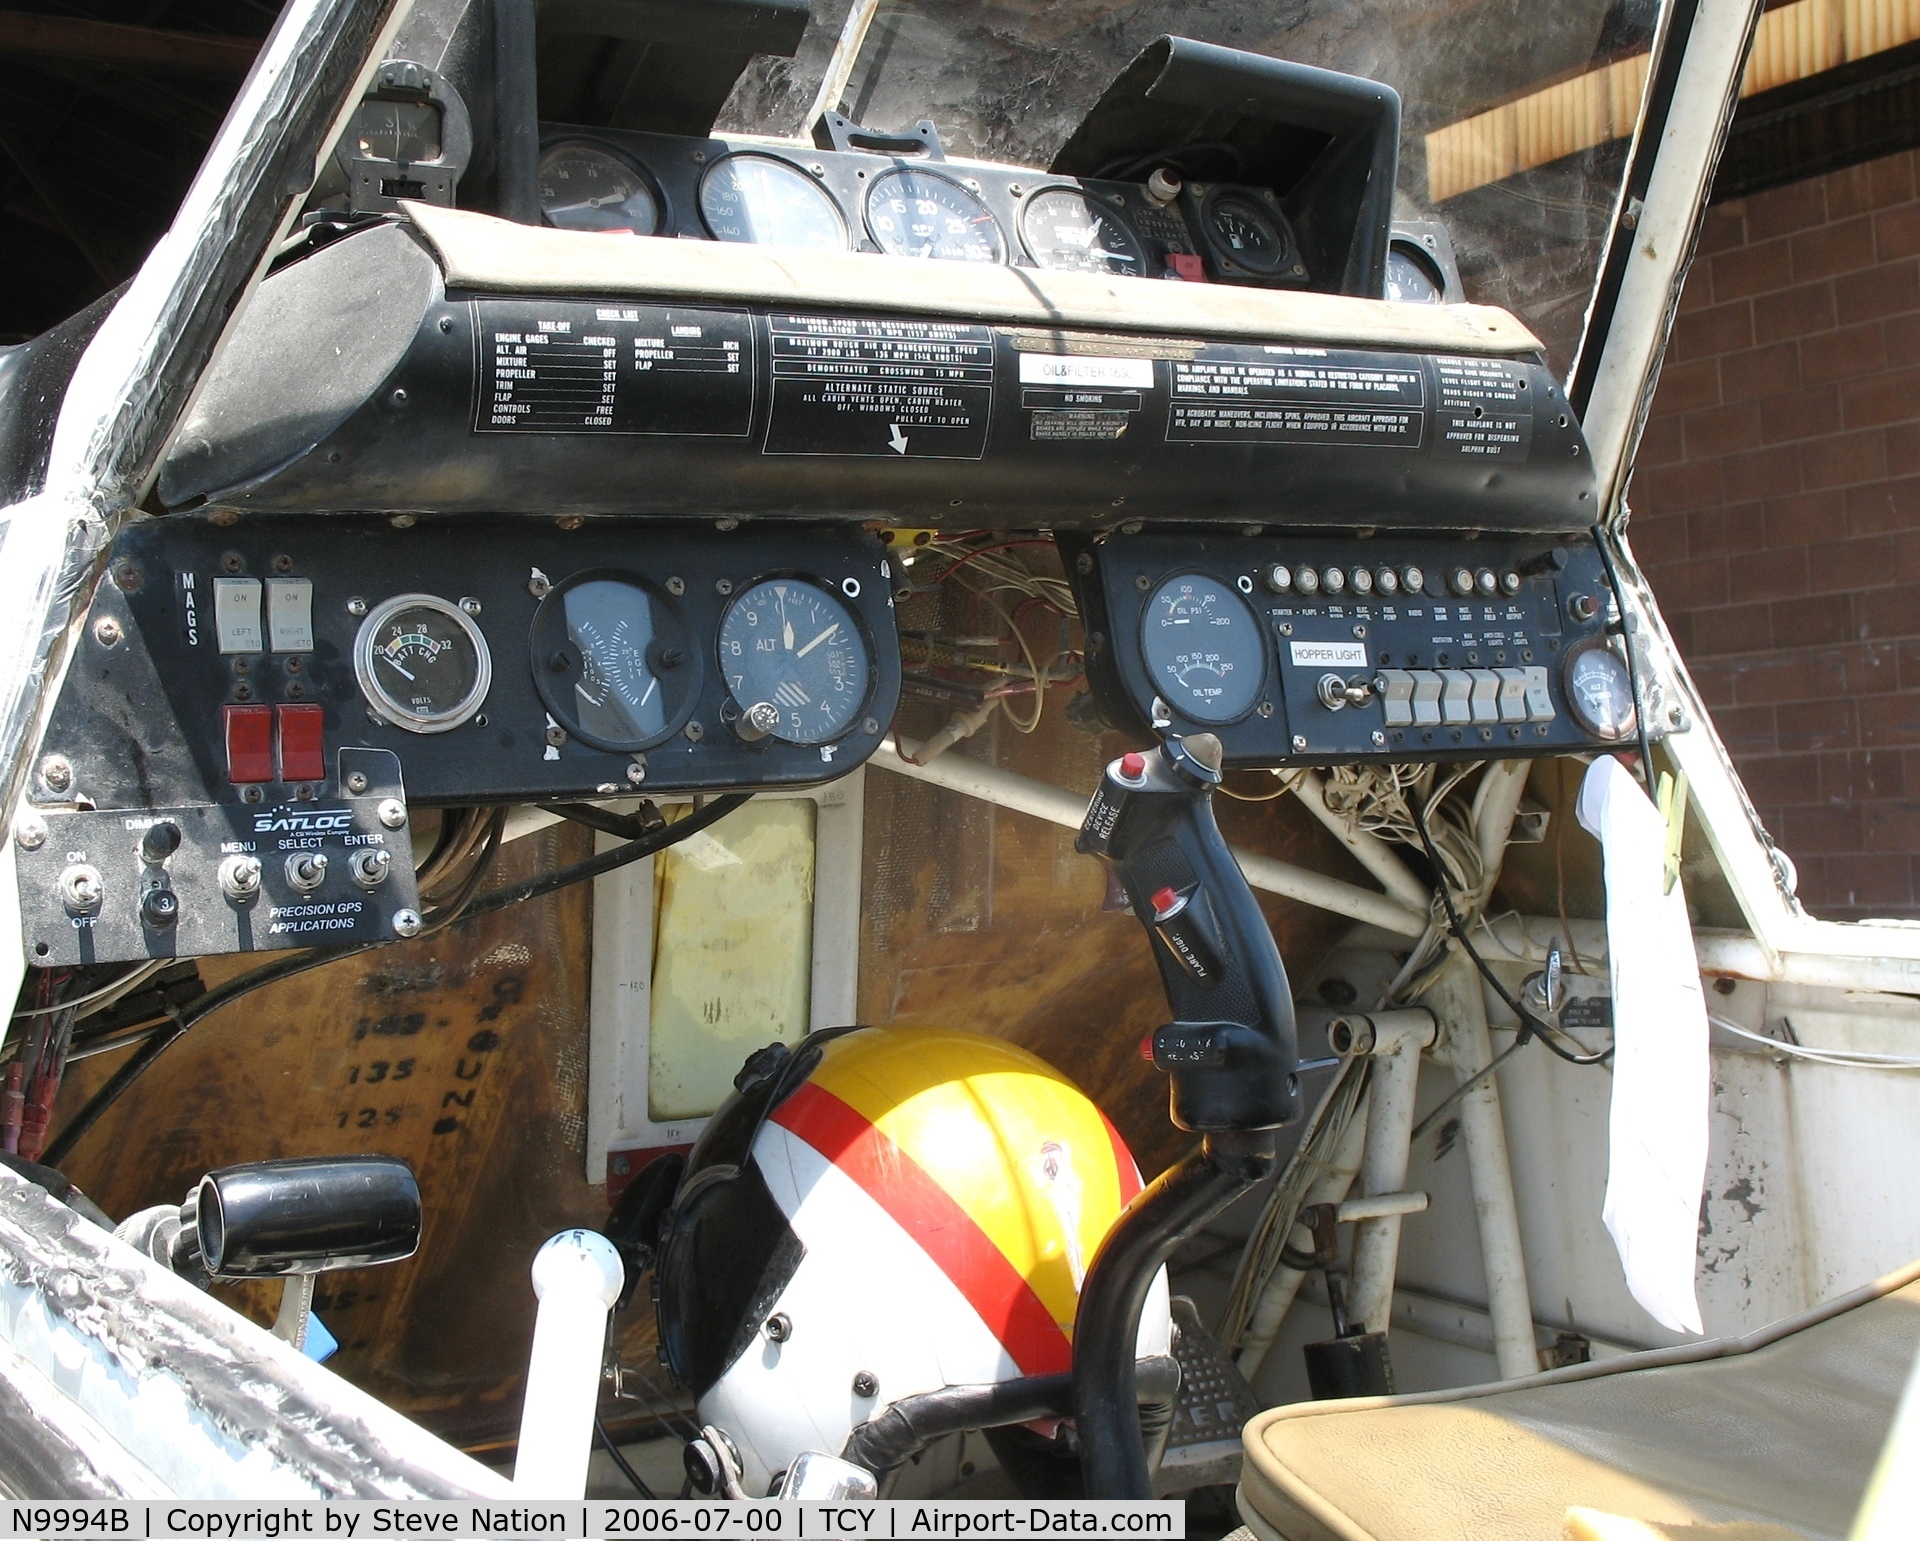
[1140,573,1266,724]
[1564,640,1638,742]
[355,595,492,733]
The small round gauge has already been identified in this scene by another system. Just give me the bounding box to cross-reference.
[538,143,662,235]
[1386,243,1446,304]
[1021,188,1146,276]
[1564,641,1638,742]
[530,573,699,752]
[1140,574,1266,725]
[699,154,848,251]
[355,595,492,734]
[866,170,1005,263]
[1204,193,1289,275]
[719,579,872,745]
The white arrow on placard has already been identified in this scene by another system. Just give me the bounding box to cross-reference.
[888,424,909,455]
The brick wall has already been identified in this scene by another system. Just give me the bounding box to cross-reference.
[1630,148,1920,920]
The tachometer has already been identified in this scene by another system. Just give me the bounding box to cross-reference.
[1386,245,1446,304]
[538,143,662,235]
[719,579,872,745]
[1021,188,1145,276]
[866,170,1004,263]
[530,573,699,751]
[700,154,848,250]
[355,595,492,733]
[1140,575,1265,724]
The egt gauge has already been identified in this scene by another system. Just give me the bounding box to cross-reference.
[354,594,492,733]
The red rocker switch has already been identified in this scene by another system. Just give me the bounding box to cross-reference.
[277,704,325,783]
[223,705,274,784]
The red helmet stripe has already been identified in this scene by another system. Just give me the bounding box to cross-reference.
[771,1079,1073,1376]
[1103,1112,1144,1206]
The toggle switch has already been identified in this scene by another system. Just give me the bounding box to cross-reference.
[277,703,325,783]
[224,704,274,783]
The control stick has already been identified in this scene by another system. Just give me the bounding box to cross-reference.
[1071,733,1298,1497]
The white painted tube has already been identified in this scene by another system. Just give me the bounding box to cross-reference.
[871,739,1428,937]
[1347,1015,1437,1338]
[1235,1090,1370,1379]
[513,1230,625,1498]
[1429,954,1539,1380]
[1289,771,1433,912]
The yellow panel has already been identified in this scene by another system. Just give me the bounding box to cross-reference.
[648,800,816,1121]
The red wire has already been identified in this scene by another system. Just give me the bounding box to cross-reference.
[933,539,1057,583]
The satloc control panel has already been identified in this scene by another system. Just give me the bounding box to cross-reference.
[19,517,901,966]
[1070,530,1641,767]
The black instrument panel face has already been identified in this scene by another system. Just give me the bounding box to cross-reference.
[1071,531,1633,768]
[531,125,1307,288]
[37,518,901,814]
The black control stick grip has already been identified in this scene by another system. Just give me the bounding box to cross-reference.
[1076,734,1299,1131]
[195,1156,421,1277]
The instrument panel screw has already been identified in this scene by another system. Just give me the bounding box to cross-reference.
[626,760,647,786]
[852,1371,878,1398]
[347,596,368,617]
[556,515,584,530]
[92,616,122,647]
[1257,702,1274,718]
[546,724,568,748]
[528,569,552,599]
[1291,735,1308,753]
[220,552,245,574]
[684,720,704,742]
[716,518,739,531]
[1353,624,1367,639]
[15,815,45,850]
[439,316,454,333]
[345,771,369,794]
[863,718,880,735]
[392,909,423,938]
[666,576,686,596]
[1371,730,1386,747]
[715,578,733,595]
[39,756,72,793]
[389,388,408,407]
[1076,552,1094,574]
[1278,622,1293,637]
[1134,574,1150,591]
[459,596,482,616]
[841,576,861,598]
[376,798,407,830]
[111,560,142,591]
[273,554,294,574]
[390,513,416,529]
[765,1312,793,1343]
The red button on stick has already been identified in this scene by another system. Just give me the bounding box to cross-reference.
[1151,885,1181,920]
[277,703,325,783]
[223,705,273,783]
[1119,752,1147,780]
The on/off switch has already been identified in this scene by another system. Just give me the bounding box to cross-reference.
[277,703,326,783]
[223,704,273,783]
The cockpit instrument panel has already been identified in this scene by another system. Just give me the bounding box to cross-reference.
[1070,529,1638,768]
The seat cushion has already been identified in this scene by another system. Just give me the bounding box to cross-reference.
[1239,1263,1920,1541]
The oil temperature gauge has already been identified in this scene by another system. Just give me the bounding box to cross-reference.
[1140,574,1265,724]
[719,578,872,745]
[355,594,492,733]
[530,572,700,752]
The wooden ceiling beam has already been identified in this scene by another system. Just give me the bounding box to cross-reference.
[0,12,259,77]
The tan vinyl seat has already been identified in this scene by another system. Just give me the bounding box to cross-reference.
[1237,1261,1920,1541]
